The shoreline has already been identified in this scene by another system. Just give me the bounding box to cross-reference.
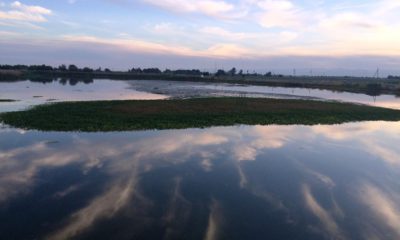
[1,70,400,97]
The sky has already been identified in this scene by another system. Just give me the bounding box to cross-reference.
[0,0,400,76]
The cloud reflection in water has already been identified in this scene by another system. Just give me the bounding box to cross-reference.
[0,122,400,239]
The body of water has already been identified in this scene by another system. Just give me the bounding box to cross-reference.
[201,84,400,109]
[1,79,400,113]
[128,80,400,109]
[1,79,400,239]
[0,122,400,239]
[0,79,167,112]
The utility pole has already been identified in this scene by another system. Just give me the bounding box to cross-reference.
[373,68,380,79]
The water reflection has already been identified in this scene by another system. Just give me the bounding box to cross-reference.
[1,122,400,239]
[128,80,400,109]
[201,85,400,110]
[2,79,400,114]
[0,79,167,112]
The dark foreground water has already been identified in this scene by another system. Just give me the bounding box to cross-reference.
[1,122,400,240]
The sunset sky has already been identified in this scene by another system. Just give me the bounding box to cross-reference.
[1,0,400,75]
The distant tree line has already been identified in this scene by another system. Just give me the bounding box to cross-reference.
[0,64,111,73]
[1,64,282,77]
[388,75,400,80]
[129,67,211,76]
[128,66,279,77]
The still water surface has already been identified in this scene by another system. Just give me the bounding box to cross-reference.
[0,79,167,112]
[0,122,400,239]
[127,80,400,109]
[1,79,400,112]
[1,79,400,239]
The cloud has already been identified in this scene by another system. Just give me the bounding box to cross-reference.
[200,26,250,40]
[47,181,135,240]
[359,184,400,238]
[363,141,400,166]
[60,34,259,58]
[0,1,52,22]
[319,12,378,30]
[312,122,400,166]
[141,0,245,19]
[257,0,294,11]
[206,43,252,58]
[232,125,291,161]
[204,199,223,240]
[374,0,400,16]
[234,145,258,162]
[255,0,306,28]
[0,30,20,36]
[302,184,345,239]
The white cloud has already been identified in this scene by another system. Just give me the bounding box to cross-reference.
[47,181,135,240]
[0,1,52,23]
[204,200,223,240]
[141,0,245,19]
[360,184,400,238]
[61,34,259,58]
[200,26,249,40]
[312,122,400,166]
[257,0,294,11]
[255,0,305,28]
[206,43,252,58]
[302,184,345,239]
[374,0,400,16]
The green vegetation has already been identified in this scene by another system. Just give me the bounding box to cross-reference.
[1,98,400,132]
[0,99,17,102]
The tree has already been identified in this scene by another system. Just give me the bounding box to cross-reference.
[28,65,53,71]
[215,69,226,77]
[265,71,272,77]
[228,67,236,76]
[58,64,67,71]
[130,68,142,74]
[82,67,93,73]
[104,68,112,72]
[142,68,161,74]
[68,64,79,72]
[388,75,400,80]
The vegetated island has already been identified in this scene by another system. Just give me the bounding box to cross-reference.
[0,99,17,102]
[1,64,400,96]
[1,98,400,132]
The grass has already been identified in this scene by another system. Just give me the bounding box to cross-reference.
[1,97,400,132]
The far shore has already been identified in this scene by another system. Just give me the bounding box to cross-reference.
[1,68,400,97]
[0,99,17,102]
